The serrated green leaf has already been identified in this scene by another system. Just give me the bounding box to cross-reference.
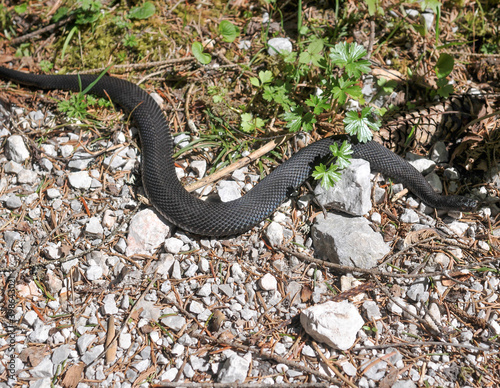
[128,2,155,19]
[312,163,341,189]
[258,70,273,85]
[343,107,380,142]
[191,42,211,65]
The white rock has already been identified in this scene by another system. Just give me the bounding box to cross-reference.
[268,37,293,56]
[126,209,171,256]
[259,273,277,291]
[46,188,61,199]
[86,264,103,281]
[161,315,186,332]
[77,334,96,354]
[82,345,104,365]
[164,237,184,254]
[68,171,92,189]
[29,322,52,343]
[217,180,242,202]
[265,221,283,247]
[191,160,207,178]
[103,294,119,314]
[85,217,104,237]
[300,300,364,350]
[5,135,30,162]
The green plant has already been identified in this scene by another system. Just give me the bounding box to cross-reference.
[58,67,112,120]
[432,52,455,98]
[127,2,155,20]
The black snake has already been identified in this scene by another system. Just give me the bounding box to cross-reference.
[0,67,477,236]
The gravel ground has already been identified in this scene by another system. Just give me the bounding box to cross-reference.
[1,4,500,387]
[1,80,499,388]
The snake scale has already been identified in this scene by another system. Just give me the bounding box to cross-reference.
[0,67,477,236]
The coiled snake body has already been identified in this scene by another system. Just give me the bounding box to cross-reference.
[0,67,477,236]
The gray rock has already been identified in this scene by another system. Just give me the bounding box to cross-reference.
[52,345,71,365]
[267,37,292,56]
[425,172,443,193]
[5,135,30,162]
[409,158,436,175]
[217,354,250,383]
[5,195,22,209]
[430,141,449,163]
[407,279,426,302]
[301,300,364,350]
[4,231,21,249]
[363,300,381,320]
[314,159,372,216]
[82,345,104,365]
[312,213,389,269]
[30,356,53,378]
[68,150,93,170]
[77,334,96,354]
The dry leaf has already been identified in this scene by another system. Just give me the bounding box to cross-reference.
[404,228,439,245]
[61,363,85,388]
[301,285,313,302]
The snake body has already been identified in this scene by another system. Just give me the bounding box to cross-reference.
[0,67,477,236]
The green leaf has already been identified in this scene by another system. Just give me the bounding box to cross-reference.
[329,42,371,78]
[258,70,273,85]
[305,95,329,115]
[420,0,441,13]
[191,42,211,65]
[312,163,341,189]
[240,113,265,133]
[435,53,454,79]
[219,20,240,43]
[343,106,380,142]
[284,106,316,133]
[14,3,27,14]
[250,77,260,87]
[128,2,155,20]
[329,141,353,169]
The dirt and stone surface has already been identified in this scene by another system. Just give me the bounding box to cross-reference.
[1,1,500,387]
